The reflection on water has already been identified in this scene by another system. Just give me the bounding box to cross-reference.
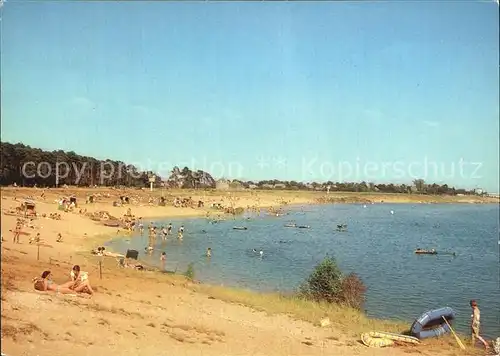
[106,203,500,337]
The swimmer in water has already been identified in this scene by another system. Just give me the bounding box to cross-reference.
[259,250,263,257]
[206,247,212,257]
[178,225,184,239]
[252,248,257,253]
[167,223,172,235]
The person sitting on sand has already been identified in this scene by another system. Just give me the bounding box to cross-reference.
[56,233,63,243]
[70,265,94,296]
[29,232,41,244]
[33,271,76,294]
[470,300,489,349]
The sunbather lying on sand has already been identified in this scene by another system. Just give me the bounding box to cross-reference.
[33,271,76,294]
[91,246,124,258]
[118,258,144,270]
[70,265,94,295]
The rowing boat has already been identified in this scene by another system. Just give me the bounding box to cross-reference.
[361,331,420,348]
[415,250,437,255]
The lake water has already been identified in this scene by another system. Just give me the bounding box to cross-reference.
[106,203,500,338]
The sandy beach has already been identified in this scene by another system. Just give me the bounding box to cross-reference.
[1,187,490,356]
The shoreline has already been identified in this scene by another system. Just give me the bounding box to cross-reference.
[0,187,491,356]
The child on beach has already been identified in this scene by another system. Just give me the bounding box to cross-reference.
[160,252,166,270]
[470,300,489,349]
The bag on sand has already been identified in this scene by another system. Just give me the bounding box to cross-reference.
[33,278,45,291]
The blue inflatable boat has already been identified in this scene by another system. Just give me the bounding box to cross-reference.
[410,307,456,339]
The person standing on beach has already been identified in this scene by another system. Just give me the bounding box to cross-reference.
[470,300,489,349]
[13,222,22,244]
[160,252,166,270]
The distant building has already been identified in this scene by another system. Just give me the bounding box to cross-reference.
[474,188,484,195]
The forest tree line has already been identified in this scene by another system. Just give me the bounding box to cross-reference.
[0,142,484,195]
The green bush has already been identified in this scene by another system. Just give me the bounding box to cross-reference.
[184,262,195,281]
[339,272,367,310]
[299,257,366,310]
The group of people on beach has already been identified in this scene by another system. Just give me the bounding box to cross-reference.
[33,265,94,297]
[142,222,185,259]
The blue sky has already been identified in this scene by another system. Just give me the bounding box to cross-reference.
[1,1,499,191]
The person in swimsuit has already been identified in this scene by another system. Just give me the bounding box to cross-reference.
[13,222,22,244]
[167,223,172,235]
[160,252,167,270]
[70,265,94,296]
[470,300,489,349]
[34,271,75,294]
[178,225,184,239]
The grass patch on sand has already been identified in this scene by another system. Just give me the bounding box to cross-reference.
[191,283,405,337]
[190,284,478,355]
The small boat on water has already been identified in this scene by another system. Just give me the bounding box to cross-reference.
[284,223,297,228]
[233,226,248,230]
[336,224,348,231]
[297,225,310,229]
[410,307,456,339]
[415,249,437,255]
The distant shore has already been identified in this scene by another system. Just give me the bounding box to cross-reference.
[0,186,492,356]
